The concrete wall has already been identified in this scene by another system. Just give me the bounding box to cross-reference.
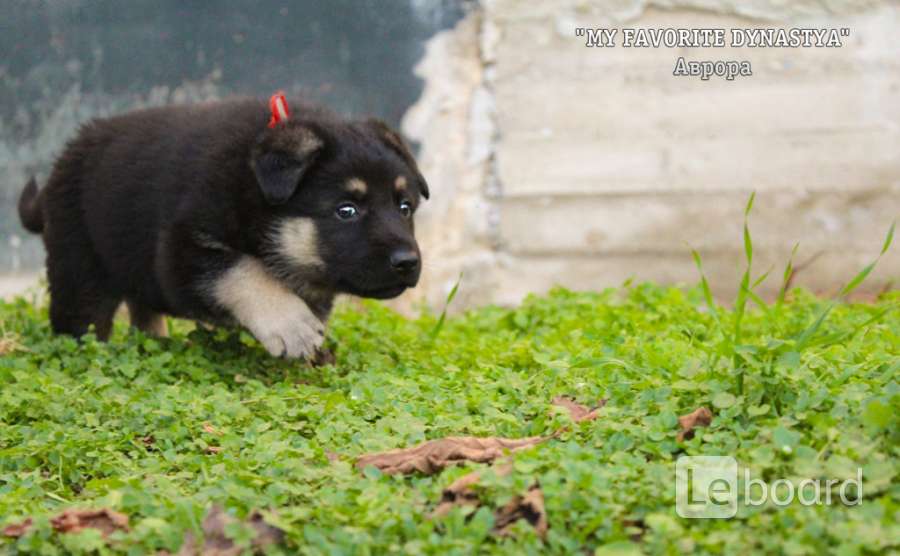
[402,0,900,311]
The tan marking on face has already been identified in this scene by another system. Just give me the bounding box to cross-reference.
[346,178,368,195]
[275,217,324,270]
[212,256,324,358]
[395,175,408,192]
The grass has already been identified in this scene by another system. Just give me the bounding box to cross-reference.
[0,203,897,554]
[0,283,897,554]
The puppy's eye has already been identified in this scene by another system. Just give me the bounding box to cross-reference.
[336,203,359,221]
[399,200,413,218]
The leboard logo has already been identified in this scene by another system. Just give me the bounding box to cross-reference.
[675,455,863,519]
[676,456,738,518]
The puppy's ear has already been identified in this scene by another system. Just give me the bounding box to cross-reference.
[366,119,430,200]
[251,125,324,205]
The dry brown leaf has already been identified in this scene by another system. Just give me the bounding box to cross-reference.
[552,396,607,422]
[51,508,130,537]
[494,485,548,538]
[432,471,484,518]
[202,423,223,436]
[431,463,547,538]
[356,436,546,475]
[432,462,514,518]
[354,396,608,476]
[622,518,646,542]
[310,347,336,367]
[176,506,284,556]
[2,518,33,538]
[0,332,23,356]
[677,406,713,441]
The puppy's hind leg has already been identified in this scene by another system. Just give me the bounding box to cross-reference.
[46,258,121,341]
[126,300,169,337]
[43,217,121,340]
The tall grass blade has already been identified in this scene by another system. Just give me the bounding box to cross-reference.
[795,304,835,350]
[793,223,893,350]
[839,263,877,298]
[429,274,462,340]
[752,265,773,290]
[839,222,895,298]
[734,271,750,323]
[777,243,800,308]
[880,221,895,255]
[741,283,771,317]
[804,305,895,348]
[691,247,720,325]
[733,192,756,396]
[743,224,753,268]
[744,191,756,217]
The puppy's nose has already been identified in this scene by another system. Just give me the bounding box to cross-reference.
[390,249,420,275]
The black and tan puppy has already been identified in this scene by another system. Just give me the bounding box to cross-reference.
[17,97,428,358]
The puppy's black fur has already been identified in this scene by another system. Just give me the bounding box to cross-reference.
[18,98,428,355]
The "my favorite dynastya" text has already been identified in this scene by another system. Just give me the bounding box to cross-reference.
[574,27,851,80]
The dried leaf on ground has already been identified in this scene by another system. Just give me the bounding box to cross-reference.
[356,436,546,475]
[0,332,23,356]
[622,518,646,542]
[202,423,223,436]
[51,508,130,537]
[310,347,336,367]
[432,463,547,538]
[432,462,513,518]
[494,485,548,538]
[176,506,284,556]
[2,518,33,538]
[552,396,607,422]
[677,406,713,441]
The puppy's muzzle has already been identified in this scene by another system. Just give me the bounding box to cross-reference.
[389,248,421,285]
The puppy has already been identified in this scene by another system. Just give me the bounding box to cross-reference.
[17,96,428,358]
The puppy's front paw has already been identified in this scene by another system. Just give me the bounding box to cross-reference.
[213,256,327,360]
[250,301,325,359]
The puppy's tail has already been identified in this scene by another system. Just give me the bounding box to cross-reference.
[18,176,45,234]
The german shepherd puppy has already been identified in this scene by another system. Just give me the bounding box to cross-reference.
[17,97,428,359]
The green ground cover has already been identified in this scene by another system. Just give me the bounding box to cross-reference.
[0,279,897,555]
[0,203,897,554]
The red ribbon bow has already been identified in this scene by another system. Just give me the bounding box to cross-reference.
[268,92,290,128]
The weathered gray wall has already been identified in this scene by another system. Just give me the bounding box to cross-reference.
[2,0,897,309]
[402,0,899,311]
[0,0,466,283]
